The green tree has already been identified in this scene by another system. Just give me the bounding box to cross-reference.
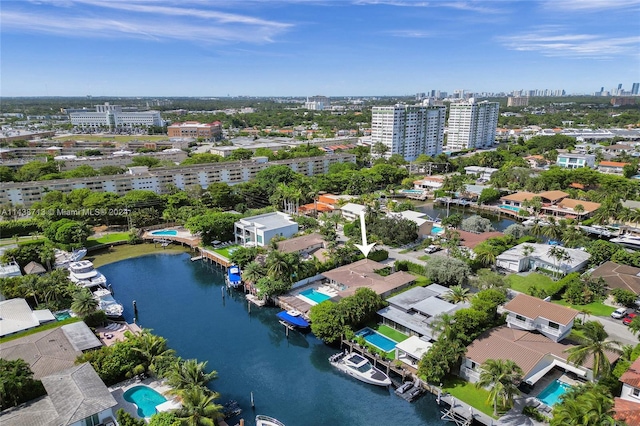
[442,285,471,304]
[129,330,176,376]
[71,288,98,317]
[551,382,615,426]
[167,359,218,395]
[460,215,494,233]
[254,277,291,300]
[565,321,621,379]
[175,387,223,426]
[309,301,346,344]
[423,256,471,286]
[185,212,241,246]
[0,358,46,410]
[475,359,523,416]
[116,408,147,426]
[148,412,179,426]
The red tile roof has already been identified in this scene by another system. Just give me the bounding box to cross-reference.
[621,358,640,387]
[599,161,630,167]
[503,293,578,325]
[614,397,640,426]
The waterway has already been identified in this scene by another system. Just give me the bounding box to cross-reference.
[416,202,517,232]
[101,253,449,426]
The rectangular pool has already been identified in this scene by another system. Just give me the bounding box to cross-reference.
[431,226,444,234]
[500,204,521,213]
[356,327,398,352]
[299,288,332,304]
[537,379,571,406]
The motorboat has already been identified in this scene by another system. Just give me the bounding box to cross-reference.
[329,351,392,386]
[92,287,124,318]
[54,248,87,268]
[276,310,310,330]
[256,415,285,426]
[71,248,87,262]
[68,260,107,287]
[226,265,242,288]
[611,234,640,250]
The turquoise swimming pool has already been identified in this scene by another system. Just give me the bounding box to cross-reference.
[431,226,444,234]
[402,189,424,194]
[151,230,178,236]
[299,288,332,304]
[356,327,397,352]
[123,385,167,417]
[537,380,570,406]
[54,310,71,321]
[500,205,521,213]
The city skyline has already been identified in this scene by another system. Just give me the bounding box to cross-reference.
[2,0,639,97]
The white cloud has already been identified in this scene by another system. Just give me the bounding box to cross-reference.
[386,29,436,38]
[499,29,640,58]
[541,0,640,11]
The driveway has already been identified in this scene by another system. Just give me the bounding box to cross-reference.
[594,315,638,346]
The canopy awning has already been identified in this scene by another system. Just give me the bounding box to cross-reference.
[276,311,309,328]
[525,358,587,385]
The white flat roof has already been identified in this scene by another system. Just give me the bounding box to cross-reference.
[395,335,432,359]
[237,211,296,231]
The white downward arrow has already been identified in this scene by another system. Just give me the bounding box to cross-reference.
[354,211,376,257]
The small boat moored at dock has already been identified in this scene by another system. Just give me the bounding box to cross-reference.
[256,415,286,426]
[92,287,124,319]
[394,380,425,402]
[329,351,392,387]
[68,260,107,287]
[226,265,242,288]
[611,234,640,250]
[276,310,310,331]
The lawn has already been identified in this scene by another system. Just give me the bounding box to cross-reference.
[410,272,431,287]
[0,317,81,344]
[86,232,130,247]
[553,300,616,317]
[442,376,498,419]
[374,324,409,343]
[89,243,191,268]
[507,273,554,293]
[212,245,240,260]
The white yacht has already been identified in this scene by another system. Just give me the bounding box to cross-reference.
[54,248,87,268]
[611,234,640,250]
[329,352,392,386]
[92,287,124,319]
[68,260,107,287]
[256,415,285,426]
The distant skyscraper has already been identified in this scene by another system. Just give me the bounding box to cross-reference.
[445,99,499,151]
[507,96,529,107]
[371,104,446,161]
[617,84,623,95]
[632,83,639,95]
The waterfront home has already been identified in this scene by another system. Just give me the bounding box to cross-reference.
[340,202,367,221]
[555,153,596,169]
[387,210,433,238]
[499,191,539,210]
[523,155,549,169]
[456,230,504,250]
[321,259,415,298]
[277,232,329,262]
[413,175,444,191]
[377,284,466,341]
[0,298,55,337]
[503,293,578,342]
[395,336,433,368]
[614,357,640,424]
[598,160,632,175]
[496,243,591,275]
[590,261,640,295]
[463,166,498,182]
[298,193,347,215]
[234,211,298,247]
[0,363,117,426]
[460,325,607,385]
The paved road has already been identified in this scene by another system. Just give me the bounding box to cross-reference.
[594,314,638,346]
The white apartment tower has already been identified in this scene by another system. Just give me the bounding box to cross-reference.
[446,99,499,151]
[371,104,446,161]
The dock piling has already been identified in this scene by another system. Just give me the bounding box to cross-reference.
[250,392,254,408]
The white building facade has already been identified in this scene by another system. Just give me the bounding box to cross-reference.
[445,100,499,151]
[371,104,446,161]
[69,103,164,129]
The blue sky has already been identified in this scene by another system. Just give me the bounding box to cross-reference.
[2,0,639,97]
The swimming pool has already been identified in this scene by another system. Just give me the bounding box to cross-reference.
[54,310,72,321]
[500,205,521,213]
[356,327,397,352]
[123,385,167,417]
[151,230,178,236]
[537,380,571,406]
[299,288,332,304]
[431,226,444,235]
[402,189,424,194]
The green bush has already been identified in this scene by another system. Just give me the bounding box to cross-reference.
[0,219,41,237]
[83,310,107,328]
[394,260,425,275]
[368,249,389,261]
[522,405,546,421]
[546,272,579,299]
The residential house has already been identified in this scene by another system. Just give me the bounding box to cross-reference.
[503,293,578,342]
[0,363,117,426]
[377,284,465,341]
[603,143,634,157]
[413,176,445,191]
[24,261,47,275]
[499,191,539,209]
[234,212,298,247]
[276,233,329,262]
[463,166,498,183]
[556,153,596,169]
[340,203,367,221]
[0,261,22,279]
[387,210,433,238]
[599,160,632,175]
[0,298,55,337]
[524,155,549,169]
[590,261,640,295]
[496,243,591,275]
[321,259,415,298]
[614,357,640,425]
[395,336,433,368]
[500,191,600,219]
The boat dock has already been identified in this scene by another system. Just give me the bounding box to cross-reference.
[190,255,203,261]
[579,225,617,238]
[435,197,472,207]
[199,248,232,269]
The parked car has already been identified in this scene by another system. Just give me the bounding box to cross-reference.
[623,312,638,326]
[424,245,440,254]
[612,307,629,319]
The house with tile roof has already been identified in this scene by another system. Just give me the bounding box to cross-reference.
[321,259,415,298]
[598,160,632,175]
[615,357,640,425]
[590,261,640,295]
[503,293,578,342]
[0,363,117,426]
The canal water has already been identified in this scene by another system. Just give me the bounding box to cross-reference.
[416,202,517,232]
[101,253,449,426]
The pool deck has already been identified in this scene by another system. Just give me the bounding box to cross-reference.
[109,377,175,420]
[97,321,142,346]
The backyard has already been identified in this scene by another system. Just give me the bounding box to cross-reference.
[89,243,190,268]
[442,376,497,419]
[86,232,130,247]
[507,272,554,293]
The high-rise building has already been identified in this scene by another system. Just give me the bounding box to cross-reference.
[445,99,499,151]
[507,97,529,107]
[371,104,446,161]
[632,83,639,96]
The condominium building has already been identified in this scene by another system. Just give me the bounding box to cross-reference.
[69,103,164,129]
[371,104,446,161]
[507,96,529,107]
[0,153,355,206]
[445,100,499,151]
[167,121,222,140]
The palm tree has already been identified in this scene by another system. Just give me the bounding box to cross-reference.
[561,227,585,248]
[430,313,457,341]
[71,288,98,317]
[443,285,471,304]
[242,261,264,285]
[175,387,223,426]
[547,246,571,279]
[573,204,585,223]
[551,382,615,426]
[265,250,293,283]
[565,321,621,379]
[167,359,218,395]
[130,330,176,376]
[628,316,640,336]
[529,218,544,237]
[20,275,42,306]
[475,359,523,416]
[543,217,563,241]
[474,245,500,267]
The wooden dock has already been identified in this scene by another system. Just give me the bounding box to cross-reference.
[199,248,232,269]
